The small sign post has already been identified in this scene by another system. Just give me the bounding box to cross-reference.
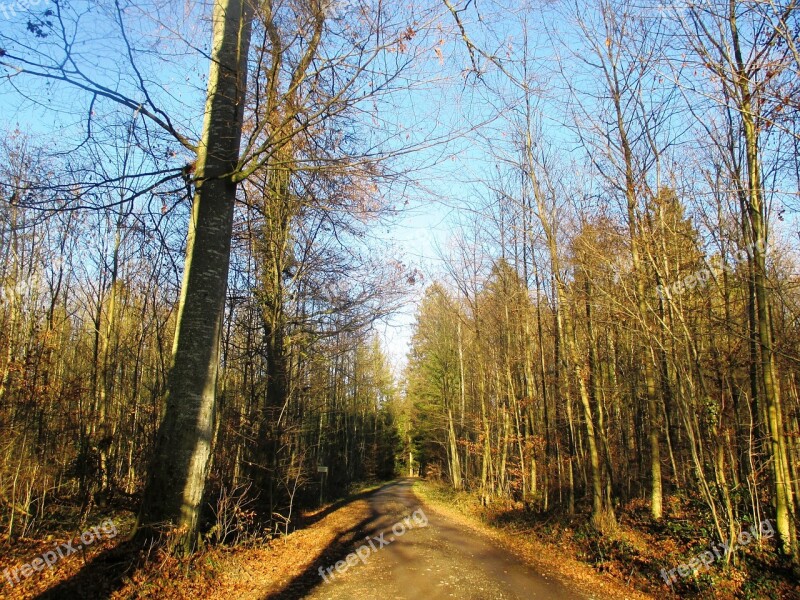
[317,466,328,505]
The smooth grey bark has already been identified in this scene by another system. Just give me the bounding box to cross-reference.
[135,0,253,554]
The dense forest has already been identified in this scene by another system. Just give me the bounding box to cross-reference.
[0,0,415,554]
[403,0,800,568]
[0,0,799,598]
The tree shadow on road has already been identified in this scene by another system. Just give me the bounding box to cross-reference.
[262,493,400,599]
[295,481,395,530]
[32,539,145,600]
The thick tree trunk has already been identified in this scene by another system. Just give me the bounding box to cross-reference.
[135,0,253,554]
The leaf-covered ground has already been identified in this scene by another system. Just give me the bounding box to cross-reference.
[0,486,381,599]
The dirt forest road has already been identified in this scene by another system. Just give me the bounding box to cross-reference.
[300,480,589,600]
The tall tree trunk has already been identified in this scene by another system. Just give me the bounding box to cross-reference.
[526,150,615,529]
[135,0,254,554]
[609,70,663,520]
[729,3,796,560]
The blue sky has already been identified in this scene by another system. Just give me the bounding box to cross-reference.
[0,0,484,375]
[3,0,798,378]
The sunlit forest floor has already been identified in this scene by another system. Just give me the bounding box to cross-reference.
[413,481,800,599]
[2,480,798,599]
[0,483,388,599]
